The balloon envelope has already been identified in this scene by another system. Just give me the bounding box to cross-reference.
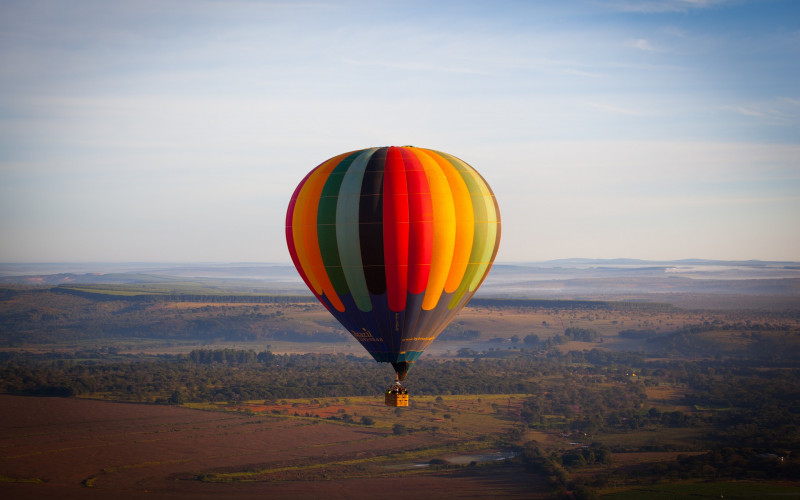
[286,146,500,380]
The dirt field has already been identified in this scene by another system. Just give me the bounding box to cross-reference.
[0,395,544,500]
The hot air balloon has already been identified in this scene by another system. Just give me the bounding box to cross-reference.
[286,146,500,406]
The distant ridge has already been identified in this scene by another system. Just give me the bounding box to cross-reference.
[1,259,798,310]
[507,258,798,267]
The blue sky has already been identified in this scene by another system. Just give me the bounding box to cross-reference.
[1,0,798,263]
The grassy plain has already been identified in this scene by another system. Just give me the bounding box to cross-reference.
[2,281,799,498]
[3,386,795,499]
[3,283,796,357]
[601,481,800,499]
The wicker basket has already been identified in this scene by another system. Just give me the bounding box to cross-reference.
[385,391,409,407]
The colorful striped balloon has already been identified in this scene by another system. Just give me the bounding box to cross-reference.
[286,146,501,380]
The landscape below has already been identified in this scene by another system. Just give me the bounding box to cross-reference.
[0,260,799,499]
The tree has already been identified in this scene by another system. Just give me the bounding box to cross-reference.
[573,485,600,500]
[168,389,185,405]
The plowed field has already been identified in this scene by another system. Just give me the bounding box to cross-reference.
[0,395,542,499]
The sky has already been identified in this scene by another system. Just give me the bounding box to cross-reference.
[1,0,798,263]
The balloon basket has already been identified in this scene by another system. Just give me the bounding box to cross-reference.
[385,383,409,407]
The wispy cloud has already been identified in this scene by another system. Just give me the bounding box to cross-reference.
[729,97,800,125]
[338,57,484,75]
[602,0,730,13]
[627,38,658,51]
[585,101,644,115]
